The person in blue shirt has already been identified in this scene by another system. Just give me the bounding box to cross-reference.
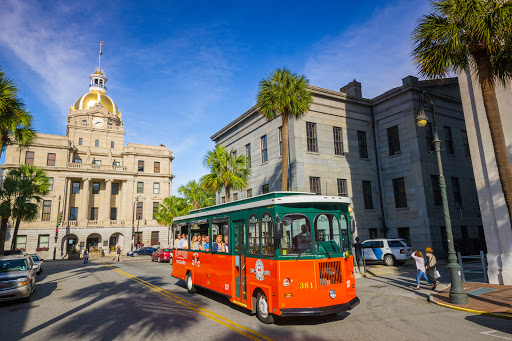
[212,235,223,252]
[202,235,210,252]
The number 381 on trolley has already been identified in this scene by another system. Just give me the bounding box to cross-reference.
[171,191,360,324]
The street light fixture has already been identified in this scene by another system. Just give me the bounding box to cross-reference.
[416,91,468,305]
[53,195,61,260]
[131,197,138,251]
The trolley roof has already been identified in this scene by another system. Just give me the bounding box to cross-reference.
[174,191,352,223]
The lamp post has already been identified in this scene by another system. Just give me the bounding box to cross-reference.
[53,195,61,260]
[416,91,468,305]
[131,198,138,251]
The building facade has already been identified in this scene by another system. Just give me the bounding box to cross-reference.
[2,66,174,257]
[211,76,483,256]
[458,70,512,285]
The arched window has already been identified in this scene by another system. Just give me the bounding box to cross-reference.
[314,214,342,254]
[248,214,259,255]
[261,213,274,256]
[280,214,311,255]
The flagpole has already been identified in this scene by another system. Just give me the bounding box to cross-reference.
[98,41,104,70]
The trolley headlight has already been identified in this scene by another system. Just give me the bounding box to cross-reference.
[329,289,336,299]
[344,250,350,259]
[283,278,290,287]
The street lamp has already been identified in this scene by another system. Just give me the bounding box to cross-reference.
[53,195,61,260]
[131,198,139,251]
[416,91,468,305]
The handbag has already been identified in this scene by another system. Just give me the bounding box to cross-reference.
[435,270,441,278]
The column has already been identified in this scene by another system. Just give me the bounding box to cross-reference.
[63,178,71,222]
[102,179,112,222]
[118,180,124,223]
[80,178,91,221]
[124,180,134,221]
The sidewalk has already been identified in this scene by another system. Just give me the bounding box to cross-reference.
[430,282,512,320]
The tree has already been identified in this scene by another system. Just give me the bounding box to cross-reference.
[257,68,313,191]
[154,196,191,247]
[9,165,50,250]
[412,0,512,227]
[202,145,250,202]
[178,180,215,209]
[0,68,36,158]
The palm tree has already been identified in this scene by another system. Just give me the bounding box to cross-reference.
[9,165,50,250]
[202,145,250,202]
[412,0,512,227]
[178,180,215,209]
[257,68,313,191]
[154,196,191,247]
[0,68,36,158]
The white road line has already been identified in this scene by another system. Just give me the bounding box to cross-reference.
[481,330,512,340]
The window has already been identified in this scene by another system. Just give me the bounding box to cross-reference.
[248,214,260,255]
[92,182,100,194]
[337,179,348,197]
[95,139,99,147]
[425,123,434,152]
[72,181,80,194]
[153,202,159,219]
[444,126,454,154]
[136,202,143,220]
[138,160,144,172]
[280,214,312,255]
[247,189,252,198]
[278,126,283,157]
[25,151,34,165]
[261,135,267,163]
[362,181,373,209]
[110,207,117,220]
[310,176,321,195]
[262,184,269,194]
[221,196,226,203]
[233,193,238,201]
[134,232,142,245]
[111,141,114,148]
[41,200,51,221]
[74,158,82,164]
[48,177,54,191]
[78,138,83,146]
[462,130,471,158]
[151,231,159,244]
[397,227,411,245]
[431,175,442,206]
[452,177,462,207]
[137,182,144,194]
[38,235,50,248]
[153,182,160,194]
[333,127,344,156]
[16,236,27,250]
[369,228,378,239]
[392,177,408,208]
[246,144,251,168]
[358,130,368,159]
[113,161,120,166]
[306,122,318,152]
[154,162,160,173]
[112,183,119,195]
[93,159,101,165]
[315,213,342,255]
[387,125,401,156]
[90,207,98,220]
[46,153,56,166]
[69,207,78,221]
[261,213,274,256]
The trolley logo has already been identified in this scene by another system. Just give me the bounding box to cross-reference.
[250,259,270,281]
[192,253,200,267]
[175,250,188,265]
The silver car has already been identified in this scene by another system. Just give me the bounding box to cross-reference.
[0,255,37,302]
[30,255,44,275]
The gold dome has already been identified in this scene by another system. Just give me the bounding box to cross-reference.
[73,92,119,115]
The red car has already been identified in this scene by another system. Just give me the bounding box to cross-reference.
[151,248,172,263]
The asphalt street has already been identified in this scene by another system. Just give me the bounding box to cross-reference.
[0,258,510,341]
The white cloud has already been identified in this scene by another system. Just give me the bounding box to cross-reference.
[304,1,431,98]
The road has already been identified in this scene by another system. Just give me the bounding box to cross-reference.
[0,258,510,341]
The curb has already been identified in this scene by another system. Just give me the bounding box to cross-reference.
[428,291,512,320]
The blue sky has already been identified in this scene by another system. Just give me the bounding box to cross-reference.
[0,0,431,195]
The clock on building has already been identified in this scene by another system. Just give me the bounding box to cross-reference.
[92,117,104,127]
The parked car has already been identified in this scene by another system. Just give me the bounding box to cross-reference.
[361,238,412,266]
[0,254,37,302]
[127,247,157,257]
[30,255,44,275]
[151,248,172,263]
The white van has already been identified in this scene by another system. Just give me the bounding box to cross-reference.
[361,239,412,266]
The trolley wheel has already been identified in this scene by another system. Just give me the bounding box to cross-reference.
[256,292,275,324]
[384,254,396,266]
[186,273,196,294]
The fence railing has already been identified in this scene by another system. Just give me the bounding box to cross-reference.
[457,250,488,283]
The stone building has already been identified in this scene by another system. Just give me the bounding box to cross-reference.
[2,66,174,257]
[458,70,512,284]
[211,76,483,256]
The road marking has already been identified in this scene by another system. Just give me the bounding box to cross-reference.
[481,330,512,340]
[104,264,273,341]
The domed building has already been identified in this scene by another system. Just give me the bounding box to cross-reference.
[2,63,174,257]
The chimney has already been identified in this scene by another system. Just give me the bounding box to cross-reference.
[402,75,419,86]
[340,79,362,98]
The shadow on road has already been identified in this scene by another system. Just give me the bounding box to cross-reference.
[465,314,512,335]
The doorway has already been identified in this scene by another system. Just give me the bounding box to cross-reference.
[233,220,247,304]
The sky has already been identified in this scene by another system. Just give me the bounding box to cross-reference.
[0,0,432,195]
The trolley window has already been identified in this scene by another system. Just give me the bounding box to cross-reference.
[314,213,342,254]
[261,213,274,256]
[340,214,351,252]
[248,214,260,255]
[280,214,312,255]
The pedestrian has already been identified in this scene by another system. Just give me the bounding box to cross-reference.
[354,237,363,273]
[425,247,439,289]
[115,246,122,262]
[83,249,89,264]
[411,250,433,290]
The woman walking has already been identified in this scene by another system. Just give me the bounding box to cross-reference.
[83,248,90,264]
[411,250,433,290]
[425,247,438,289]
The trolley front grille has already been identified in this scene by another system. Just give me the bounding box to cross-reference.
[319,261,343,286]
